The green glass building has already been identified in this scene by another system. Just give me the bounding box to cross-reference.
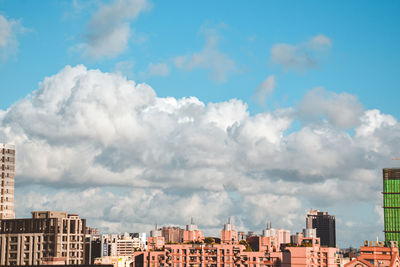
[383,168,400,245]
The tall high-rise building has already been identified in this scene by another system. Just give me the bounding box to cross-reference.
[306,209,336,247]
[383,168,400,245]
[0,143,15,219]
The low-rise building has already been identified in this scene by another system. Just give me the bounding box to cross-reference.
[0,211,87,265]
[132,243,283,266]
[345,241,400,267]
[281,236,337,267]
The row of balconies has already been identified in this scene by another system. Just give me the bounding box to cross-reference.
[1,171,15,178]
[0,156,15,162]
[0,197,14,204]
[1,147,15,153]
[1,180,15,186]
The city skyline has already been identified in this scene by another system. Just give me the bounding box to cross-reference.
[0,0,400,248]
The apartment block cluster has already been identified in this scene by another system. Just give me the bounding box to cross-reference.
[107,214,338,267]
[1,144,400,267]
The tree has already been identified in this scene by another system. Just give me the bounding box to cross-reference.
[239,240,252,251]
[204,237,215,244]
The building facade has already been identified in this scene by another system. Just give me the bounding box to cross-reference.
[161,226,184,243]
[220,218,238,245]
[344,241,400,267]
[306,209,336,247]
[0,143,15,220]
[383,168,400,245]
[183,219,204,243]
[0,211,87,265]
[283,236,337,267]
[132,243,283,267]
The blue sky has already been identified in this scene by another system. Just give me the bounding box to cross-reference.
[0,0,400,247]
[1,1,399,115]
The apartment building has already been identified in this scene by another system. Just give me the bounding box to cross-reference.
[306,209,336,247]
[281,237,337,267]
[0,211,87,265]
[161,226,184,243]
[0,143,15,219]
[133,243,283,266]
[345,241,399,267]
[221,218,238,245]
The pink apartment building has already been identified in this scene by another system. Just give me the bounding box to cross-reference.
[133,220,284,266]
[281,236,337,267]
[220,218,238,245]
[134,243,283,266]
[97,219,342,267]
[345,242,400,267]
[183,219,204,243]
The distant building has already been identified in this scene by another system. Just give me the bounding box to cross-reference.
[262,223,291,247]
[0,211,87,265]
[383,168,400,245]
[291,232,304,245]
[247,235,279,252]
[86,227,99,235]
[99,233,147,256]
[148,228,165,250]
[132,242,283,267]
[135,222,282,266]
[306,209,336,247]
[281,236,337,266]
[238,231,246,240]
[161,226,184,243]
[183,218,204,243]
[344,240,400,267]
[221,218,238,245]
[0,143,15,219]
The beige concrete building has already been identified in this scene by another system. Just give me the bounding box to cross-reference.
[0,143,15,219]
[0,211,87,265]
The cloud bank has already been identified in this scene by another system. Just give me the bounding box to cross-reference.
[1,65,398,246]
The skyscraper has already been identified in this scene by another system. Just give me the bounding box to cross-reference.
[383,168,400,245]
[306,209,336,247]
[0,143,15,219]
